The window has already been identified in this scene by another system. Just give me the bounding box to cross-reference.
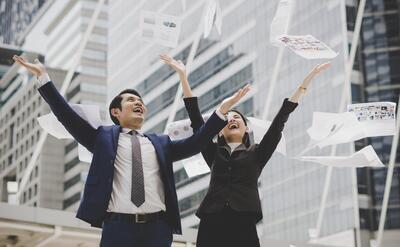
[63,192,81,209]
[64,174,81,191]
[65,157,80,172]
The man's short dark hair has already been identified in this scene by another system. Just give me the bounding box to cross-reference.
[109,89,142,125]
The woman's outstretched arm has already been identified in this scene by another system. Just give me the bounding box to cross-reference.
[289,62,331,103]
[257,62,331,167]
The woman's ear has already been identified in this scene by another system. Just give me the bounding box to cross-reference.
[245,126,250,132]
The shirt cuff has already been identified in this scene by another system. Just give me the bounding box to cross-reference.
[215,108,227,121]
[36,73,51,87]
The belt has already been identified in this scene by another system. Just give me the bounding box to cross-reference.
[105,211,166,224]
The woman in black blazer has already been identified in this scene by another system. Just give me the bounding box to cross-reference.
[161,54,330,247]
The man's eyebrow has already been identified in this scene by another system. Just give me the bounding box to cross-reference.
[127,96,143,102]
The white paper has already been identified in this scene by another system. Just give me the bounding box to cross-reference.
[308,112,364,148]
[247,117,286,155]
[347,102,396,137]
[278,35,338,59]
[204,0,222,38]
[270,0,295,46]
[214,0,222,35]
[139,11,182,48]
[78,144,93,163]
[37,104,103,163]
[37,113,72,139]
[297,145,384,168]
[182,154,211,177]
[301,102,397,155]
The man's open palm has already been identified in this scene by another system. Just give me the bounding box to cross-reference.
[13,55,46,77]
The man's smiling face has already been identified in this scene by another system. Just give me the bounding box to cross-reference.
[111,93,147,129]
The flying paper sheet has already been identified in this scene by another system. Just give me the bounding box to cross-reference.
[247,117,286,155]
[307,112,364,148]
[37,104,103,163]
[37,113,72,139]
[270,0,295,46]
[347,102,396,137]
[139,11,182,48]
[300,102,397,155]
[297,145,384,168]
[203,0,222,38]
[182,154,210,177]
[78,144,93,163]
[278,35,338,59]
[167,119,211,177]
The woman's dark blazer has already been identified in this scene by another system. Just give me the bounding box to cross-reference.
[183,97,298,222]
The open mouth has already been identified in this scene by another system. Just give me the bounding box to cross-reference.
[228,122,239,130]
[133,107,144,114]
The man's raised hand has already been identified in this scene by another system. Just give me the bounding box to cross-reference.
[13,55,46,77]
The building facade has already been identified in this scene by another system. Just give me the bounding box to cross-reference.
[0,0,46,45]
[0,47,67,210]
[349,0,400,244]
[0,0,109,212]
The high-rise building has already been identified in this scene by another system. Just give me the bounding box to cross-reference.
[12,0,108,211]
[0,0,46,45]
[348,0,400,244]
[0,46,67,210]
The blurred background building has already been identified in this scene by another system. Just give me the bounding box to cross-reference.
[0,0,399,246]
[0,0,46,45]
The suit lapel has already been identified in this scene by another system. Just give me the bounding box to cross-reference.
[145,134,167,171]
[111,125,121,154]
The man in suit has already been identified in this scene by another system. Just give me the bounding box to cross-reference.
[13,55,249,247]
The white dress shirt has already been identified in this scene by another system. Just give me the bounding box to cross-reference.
[107,128,166,214]
[37,73,227,214]
[227,142,242,153]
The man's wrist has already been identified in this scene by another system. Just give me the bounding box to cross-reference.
[37,73,51,86]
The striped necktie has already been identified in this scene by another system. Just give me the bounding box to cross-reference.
[129,130,145,207]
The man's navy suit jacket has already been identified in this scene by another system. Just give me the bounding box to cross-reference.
[38,81,227,234]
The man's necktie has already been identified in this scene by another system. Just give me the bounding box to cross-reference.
[129,130,145,207]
